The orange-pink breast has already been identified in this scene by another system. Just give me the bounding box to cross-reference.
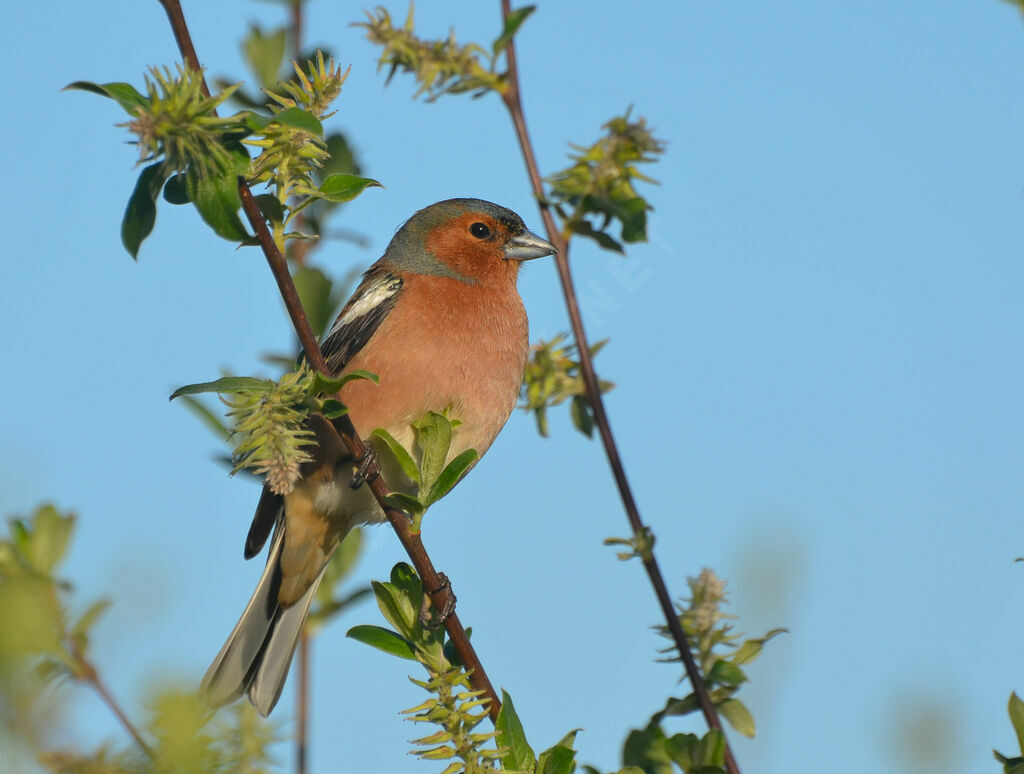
[339,272,529,460]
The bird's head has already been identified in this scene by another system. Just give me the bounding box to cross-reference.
[382,198,556,286]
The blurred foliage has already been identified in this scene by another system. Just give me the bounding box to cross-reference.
[0,506,280,773]
[1003,0,1024,18]
[0,505,106,686]
[546,112,664,254]
[39,698,278,774]
[520,335,614,439]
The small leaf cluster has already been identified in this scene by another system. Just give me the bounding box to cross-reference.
[520,335,614,438]
[348,564,500,773]
[247,53,373,230]
[225,26,373,257]
[995,692,1024,772]
[358,5,536,101]
[651,569,784,740]
[170,366,377,495]
[547,112,665,253]
[604,526,655,562]
[605,570,783,773]
[373,411,479,533]
[68,58,379,258]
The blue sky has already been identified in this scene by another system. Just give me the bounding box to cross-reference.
[3,1,1024,772]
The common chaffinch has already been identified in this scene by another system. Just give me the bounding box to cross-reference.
[202,198,555,715]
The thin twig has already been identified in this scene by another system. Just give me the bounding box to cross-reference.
[75,650,154,759]
[155,0,501,723]
[498,3,740,772]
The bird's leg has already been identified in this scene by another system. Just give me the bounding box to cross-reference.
[420,573,456,629]
[348,439,381,490]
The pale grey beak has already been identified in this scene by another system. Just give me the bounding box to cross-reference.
[504,229,557,261]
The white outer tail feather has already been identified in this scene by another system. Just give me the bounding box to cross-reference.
[200,520,327,716]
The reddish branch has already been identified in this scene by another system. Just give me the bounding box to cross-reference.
[156,0,501,722]
[498,2,741,772]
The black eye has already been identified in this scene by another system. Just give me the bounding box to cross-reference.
[469,222,491,239]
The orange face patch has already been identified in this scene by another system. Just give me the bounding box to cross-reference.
[423,212,521,286]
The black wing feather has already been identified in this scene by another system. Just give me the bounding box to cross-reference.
[319,267,403,376]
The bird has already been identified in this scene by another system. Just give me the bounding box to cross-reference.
[201,198,556,715]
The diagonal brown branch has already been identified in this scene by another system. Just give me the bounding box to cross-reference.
[74,647,154,759]
[155,0,501,722]
[497,2,741,772]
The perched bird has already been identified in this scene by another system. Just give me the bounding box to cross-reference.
[201,198,555,715]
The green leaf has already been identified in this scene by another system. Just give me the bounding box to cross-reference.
[293,266,332,336]
[622,723,673,774]
[692,729,726,769]
[655,693,699,720]
[717,698,755,738]
[163,174,190,204]
[554,729,581,749]
[71,599,112,641]
[321,399,348,419]
[243,25,287,88]
[122,163,167,259]
[568,218,624,253]
[425,449,478,506]
[371,579,418,637]
[1010,693,1024,754]
[537,744,575,774]
[277,107,324,135]
[381,492,425,516]
[664,733,699,771]
[730,628,786,666]
[64,80,149,114]
[315,174,383,203]
[169,376,276,401]
[570,395,595,438]
[414,412,453,491]
[346,624,417,660]
[708,659,747,688]
[493,6,536,54]
[185,144,250,242]
[495,690,535,772]
[389,563,424,617]
[310,369,379,395]
[372,429,420,484]
[28,506,74,574]
[254,194,285,226]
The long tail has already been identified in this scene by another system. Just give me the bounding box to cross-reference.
[200,519,327,716]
